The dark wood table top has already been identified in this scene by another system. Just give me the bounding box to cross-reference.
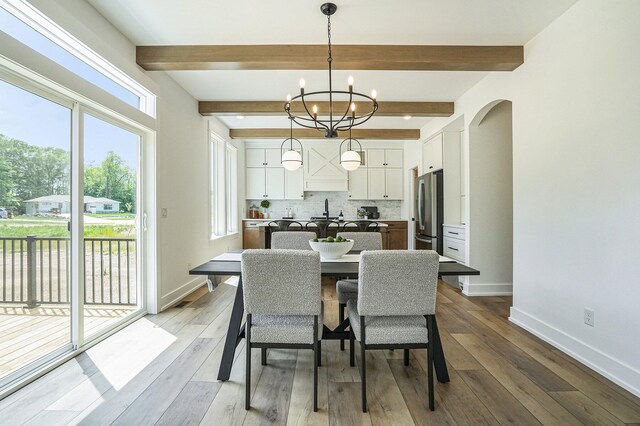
[189,250,480,278]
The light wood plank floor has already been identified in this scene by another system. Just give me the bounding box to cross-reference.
[1,279,639,425]
[0,304,136,379]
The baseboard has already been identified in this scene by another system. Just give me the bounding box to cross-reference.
[160,277,207,312]
[462,282,513,296]
[509,307,640,398]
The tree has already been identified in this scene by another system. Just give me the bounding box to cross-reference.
[83,151,136,212]
[0,134,70,213]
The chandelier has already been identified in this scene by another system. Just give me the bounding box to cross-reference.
[284,3,378,138]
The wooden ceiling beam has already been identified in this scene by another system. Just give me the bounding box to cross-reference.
[137,45,523,71]
[199,101,454,117]
[229,128,420,140]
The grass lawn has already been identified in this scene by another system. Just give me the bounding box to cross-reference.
[0,221,134,238]
[85,213,135,220]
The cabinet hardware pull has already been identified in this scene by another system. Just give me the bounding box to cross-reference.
[448,247,459,251]
[429,166,434,169]
[449,231,459,235]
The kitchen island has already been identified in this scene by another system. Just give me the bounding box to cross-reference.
[242,219,407,249]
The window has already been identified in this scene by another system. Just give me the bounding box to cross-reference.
[0,1,154,114]
[103,204,113,211]
[226,143,238,234]
[210,131,238,238]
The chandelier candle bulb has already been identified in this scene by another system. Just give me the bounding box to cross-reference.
[348,75,354,91]
[371,89,377,99]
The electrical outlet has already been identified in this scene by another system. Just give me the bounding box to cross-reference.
[584,308,595,327]
[161,208,168,218]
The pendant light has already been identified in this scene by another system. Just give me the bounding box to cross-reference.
[339,104,362,171]
[281,118,303,171]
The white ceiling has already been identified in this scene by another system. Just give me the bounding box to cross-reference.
[87,0,578,135]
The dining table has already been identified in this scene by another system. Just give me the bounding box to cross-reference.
[189,250,480,383]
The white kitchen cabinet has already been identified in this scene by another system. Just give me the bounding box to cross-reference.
[246,148,282,168]
[246,149,266,168]
[348,168,368,200]
[368,149,402,168]
[265,148,282,167]
[304,142,348,191]
[285,167,304,199]
[385,168,403,200]
[423,133,443,172]
[366,148,403,200]
[367,169,386,199]
[266,168,285,199]
[246,167,266,199]
[246,167,285,199]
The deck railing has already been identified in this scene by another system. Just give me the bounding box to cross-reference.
[0,236,136,307]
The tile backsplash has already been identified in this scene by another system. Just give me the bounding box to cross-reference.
[246,192,402,220]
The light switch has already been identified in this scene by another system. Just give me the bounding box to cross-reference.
[161,208,168,218]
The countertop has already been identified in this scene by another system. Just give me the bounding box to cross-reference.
[245,220,389,228]
[242,218,406,222]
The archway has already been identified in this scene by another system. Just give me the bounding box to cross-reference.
[465,100,514,306]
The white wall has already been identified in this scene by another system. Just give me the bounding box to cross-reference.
[468,101,513,294]
[420,0,640,395]
[22,0,245,312]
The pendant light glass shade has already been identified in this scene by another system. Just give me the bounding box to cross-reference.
[282,149,302,171]
[340,150,361,171]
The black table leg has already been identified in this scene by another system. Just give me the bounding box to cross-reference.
[431,316,450,383]
[217,277,244,381]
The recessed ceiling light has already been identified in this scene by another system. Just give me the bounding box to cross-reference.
[236,115,245,120]
[403,115,412,120]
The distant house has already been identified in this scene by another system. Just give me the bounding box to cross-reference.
[24,195,121,215]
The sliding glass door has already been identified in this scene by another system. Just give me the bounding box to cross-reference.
[0,77,146,390]
[82,113,142,340]
[0,77,74,381]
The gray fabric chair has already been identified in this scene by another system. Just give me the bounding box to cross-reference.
[241,249,323,411]
[334,232,383,350]
[347,250,439,412]
[270,231,316,250]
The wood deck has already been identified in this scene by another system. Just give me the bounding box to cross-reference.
[0,304,136,378]
[0,279,639,425]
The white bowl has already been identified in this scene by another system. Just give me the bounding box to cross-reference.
[308,239,354,259]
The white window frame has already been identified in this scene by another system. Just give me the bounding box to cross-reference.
[226,143,238,234]
[210,130,238,239]
[0,0,156,116]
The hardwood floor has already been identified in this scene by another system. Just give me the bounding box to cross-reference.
[1,278,639,425]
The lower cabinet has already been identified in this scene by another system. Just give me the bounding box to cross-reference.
[242,221,265,249]
[381,221,408,249]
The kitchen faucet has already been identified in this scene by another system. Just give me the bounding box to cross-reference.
[324,198,329,220]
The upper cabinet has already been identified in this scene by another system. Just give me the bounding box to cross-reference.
[246,148,282,168]
[348,168,368,200]
[368,149,403,168]
[304,142,348,191]
[246,147,299,200]
[422,133,443,173]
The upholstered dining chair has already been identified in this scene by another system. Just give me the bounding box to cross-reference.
[241,249,323,411]
[334,232,383,350]
[348,250,439,412]
[270,231,316,250]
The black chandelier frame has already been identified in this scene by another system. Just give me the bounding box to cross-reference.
[284,3,378,138]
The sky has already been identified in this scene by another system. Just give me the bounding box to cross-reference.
[0,6,139,168]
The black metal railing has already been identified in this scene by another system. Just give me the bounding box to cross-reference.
[0,236,136,307]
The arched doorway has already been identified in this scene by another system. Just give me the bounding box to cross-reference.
[465,100,514,305]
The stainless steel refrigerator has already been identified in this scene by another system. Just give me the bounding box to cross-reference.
[415,171,443,254]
